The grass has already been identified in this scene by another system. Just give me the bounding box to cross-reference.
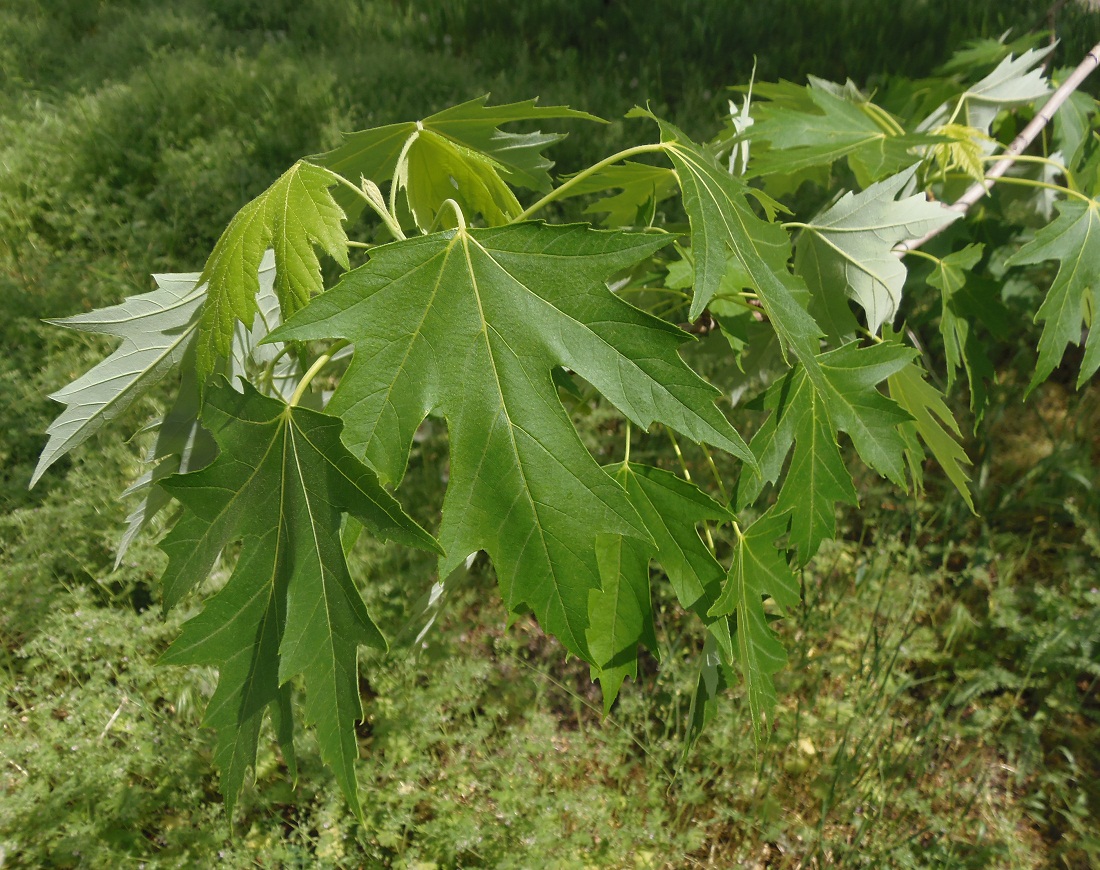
[1,1,1099,866]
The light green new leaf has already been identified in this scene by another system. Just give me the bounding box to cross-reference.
[886,357,975,513]
[314,96,602,224]
[33,269,205,487]
[747,83,943,182]
[794,166,961,336]
[159,380,439,818]
[919,46,1053,135]
[630,109,822,372]
[556,161,679,226]
[1006,199,1100,392]
[196,161,349,380]
[709,508,799,743]
[274,223,752,661]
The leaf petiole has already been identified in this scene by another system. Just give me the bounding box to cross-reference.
[288,340,349,407]
[333,174,407,242]
[514,143,667,222]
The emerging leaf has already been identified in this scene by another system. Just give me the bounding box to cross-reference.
[1006,198,1100,392]
[794,166,961,337]
[34,269,205,487]
[709,508,800,743]
[196,161,349,381]
[159,380,440,819]
[274,222,752,661]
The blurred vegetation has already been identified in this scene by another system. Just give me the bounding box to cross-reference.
[1,0,1098,866]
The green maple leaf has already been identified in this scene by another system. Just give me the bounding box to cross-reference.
[630,109,822,372]
[794,166,961,337]
[747,82,942,182]
[925,244,996,415]
[588,463,733,710]
[33,269,206,487]
[709,508,799,743]
[556,161,678,226]
[314,96,601,226]
[886,355,975,513]
[1005,199,1100,392]
[736,366,857,562]
[737,342,915,561]
[588,531,656,713]
[196,161,349,380]
[158,380,440,818]
[273,222,752,661]
[919,46,1052,135]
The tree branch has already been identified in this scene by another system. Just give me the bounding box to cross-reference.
[895,40,1100,255]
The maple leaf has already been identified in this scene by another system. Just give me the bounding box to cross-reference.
[588,463,732,709]
[1006,198,1100,392]
[116,253,304,564]
[273,222,752,661]
[33,268,205,487]
[886,354,975,513]
[685,621,735,752]
[925,244,996,416]
[196,160,349,380]
[555,161,679,227]
[314,96,601,227]
[747,82,942,183]
[919,46,1053,135]
[709,508,800,743]
[793,166,961,337]
[158,379,440,819]
[630,109,823,371]
[588,531,656,713]
[736,365,857,562]
[737,342,915,562]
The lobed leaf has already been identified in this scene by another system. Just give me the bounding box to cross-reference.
[274,222,752,661]
[196,161,349,381]
[1005,198,1100,392]
[159,380,440,818]
[34,270,205,487]
[794,166,961,338]
[708,508,800,743]
[314,96,602,227]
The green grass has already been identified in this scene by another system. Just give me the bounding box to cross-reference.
[1,1,1099,866]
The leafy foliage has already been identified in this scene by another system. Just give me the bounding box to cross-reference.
[158,379,438,816]
[32,40,1100,818]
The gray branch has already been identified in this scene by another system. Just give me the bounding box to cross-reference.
[895,40,1100,255]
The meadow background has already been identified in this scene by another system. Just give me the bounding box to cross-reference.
[1,1,1099,866]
